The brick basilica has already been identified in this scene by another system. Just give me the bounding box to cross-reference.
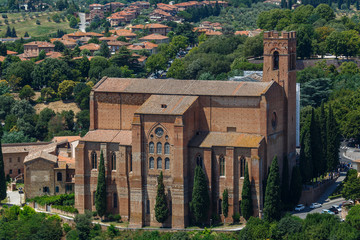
[74,31,297,228]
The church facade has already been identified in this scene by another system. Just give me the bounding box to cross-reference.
[74,31,297,228]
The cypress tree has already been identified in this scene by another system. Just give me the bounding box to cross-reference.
[289,166,302,206]
[347,0,351,9]
[99,41,110,58]
[241,162,253,220]
[326,105,340,172]
[222,189,229,222]
[11,27,16,38]
[301,114,314,183]
[24,32,29,37]
[288,0,292,9]
[281,0,286,8]
[311,108,323,180]
[5,26,11,38]
[0,132,6,201]
[357,0,359,10]
[338,0,342,9]
[328,0,332,6]
[95,150,106,218]
[264,156,281,222]
[190,165,210,225]
[281,156,289,206]
[155,171,169,224]
[319,102,327,177]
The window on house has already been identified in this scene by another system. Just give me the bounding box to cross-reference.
[113,192,118,208]
[273,51,279,70]
[196,154,203,167]
[149,142,154,154]
[91,151,97,169]
[149,157,154,169]
[43,187,49,193]
[111,152,116,171]
[240,156,246,178]
[157,142,162,154]
[146,200,150,214]
[157,157,162,169]
[164,143,170,155]
[219,155,225,176]
[18,169,21,174]
[57,172,62,181]
[9,169,12,174]
[165,158,170,170]
[55,186,59,193]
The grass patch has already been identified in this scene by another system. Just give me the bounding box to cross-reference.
[0,11,75,37]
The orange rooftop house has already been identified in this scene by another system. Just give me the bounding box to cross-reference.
[79,43,100,54]
[131,23,171,36]
[139,33,169,44]
[75,31,298,229]
[23,41,55,55]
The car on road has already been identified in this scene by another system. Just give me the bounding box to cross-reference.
[332,204,342,212]
[329,207,339,214]
[310,203,322,209]
[295,204,305,211]
[322,209,335,215]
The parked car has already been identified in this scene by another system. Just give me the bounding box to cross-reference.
[295,204,305,211]
[332,204,342,212]
[329,207,339,214]
[322,209,335,215]
[310,203,322,209]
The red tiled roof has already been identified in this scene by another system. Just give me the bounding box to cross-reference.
[79,43,100,51]
[24,41,55,48]
[52,136,81,143]
[7,50,17,55]
[139,33,169,40]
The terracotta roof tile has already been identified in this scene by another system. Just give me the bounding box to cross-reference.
[81,130,132,145]
[79,43,100,51]
[52,136,81,143]
[2,142,50,154]
[139,33,169,40]
[94,78,273,97]
[7,50,17,55]
[189,132,264,148]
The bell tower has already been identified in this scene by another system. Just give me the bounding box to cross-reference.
[262,31,297,165]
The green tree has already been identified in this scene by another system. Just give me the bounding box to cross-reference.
[289,166,302,205]
[58,80,76,100]
[319,102,327,176]
[154,171,169,224]
[11,27,17,38]
[346,204,360,230]
[0,133,6,201]
[5,26,11,37]
[99,41,110,58]
[190,165,210,225]
[145,53,167,74]
[281,156,290,206]
[243,34,263,58]
[69,16,78,28]
[19,85,35,101]
[54,41,65,52]
[241,162,253,220]
[314,4,335,21]
[95,151,106,218]
[342,171,360,200]
[74,210,93,240]
[326,104,340,172]
[264,156,281,222]
[222,189,229,222]
[76,110,90,131]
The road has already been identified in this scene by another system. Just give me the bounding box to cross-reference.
[78,12,86,32]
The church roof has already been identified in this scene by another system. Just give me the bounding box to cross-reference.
[94,78,273,97]
[189,132,264,148]
[81,130,132,145]
[136,95,198,115]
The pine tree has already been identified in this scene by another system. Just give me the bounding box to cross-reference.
[0,130,6,201]
[155,171,169,224]
[222,189,229,222]
[311,108,323,180]
[11,27,16,38]
[281,156,289,206]
[326,105,340,172]
[319,102,327,177]
[241,162,253,220]
[24,32,29,37]
[5,26,11,38]
[289,166,302,206]
[190,165,210,225]
[300,114,314,183]
[264,156,281,222]
[95,150,106,218]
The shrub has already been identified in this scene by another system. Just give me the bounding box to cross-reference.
[36,20,40,25]
[63,222,72,233]
[232,212,240,223]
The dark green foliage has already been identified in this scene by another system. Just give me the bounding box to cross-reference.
[277,215,303,237]
[54,41,65,52]
[154,171,169,224]
[241,162,253,220]
[238,217,271,240]
[346,204,360,230]
[76,110,90,131]
[0,137,6,201]
[342,169,360,200]
[289,166,302,205]
[264,156,281,222]
[19,85,35,101]
[99,41,110,58]
[300,78,331,107]
[326,105,340,171]
[190,165,210,225]
[281,156,290,206]
[319,102,327,175]
[95,151,106,218]
[74,210,93,240]
[300,114,313,183]
[222,189,229,218]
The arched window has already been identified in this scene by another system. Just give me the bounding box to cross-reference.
[91,151,97,169]
[157,142,162,155]
[57,172,62,181]
[196,154,203,167]
[111,152,116,170]
[240,156,246,177]
[219,155,225,176]
[164,143,170,155]
[273,51,279,70]
[113,192,118,208]
[157,157,162,169]
[149,142,154,154]
[149,157,154,169]
[165,158,170,170]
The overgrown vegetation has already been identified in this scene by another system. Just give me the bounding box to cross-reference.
[27,193,77,213]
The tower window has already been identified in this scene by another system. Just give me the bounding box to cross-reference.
[149,142,154,154]
[273,51,279,70]
[165,158,170,170]
[218,199,222,214]
[219,155,225,176]
[157,142,162,155]
[240,156,246,178]
[91,151,97,169]
[111,152,116,170]
[149,157,154,169]
[196,154,203,167]
[164,143,170,155]
[113,192,118,208]
[157,157,162,169]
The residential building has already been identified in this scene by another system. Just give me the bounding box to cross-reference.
[139,33,169,44]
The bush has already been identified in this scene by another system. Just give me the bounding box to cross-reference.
[329,194,342,200]
[36,19,40,25]
[63,223,72,233]
[232,212,240,223]
[52,205,79,214]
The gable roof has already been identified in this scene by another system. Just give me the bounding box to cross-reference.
[81,130,132,145]
[139,33,169,40]
[93,78,274,97]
